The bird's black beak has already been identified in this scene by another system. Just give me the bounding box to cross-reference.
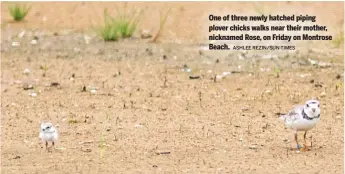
[312,108,316,112]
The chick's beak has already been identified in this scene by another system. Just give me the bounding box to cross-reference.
[312,108,316,112]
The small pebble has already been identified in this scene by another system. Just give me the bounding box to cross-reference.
[81,148,92,152]
[23,68,30,75]
[23,83,34,90]
[320,92,326,97]
[140,29,152,39]
[84,35,91,44]
[73,47,81,53]
[18,31,26,38]
[222,72,231,76]
[29,92,37,97]
[14,80,23,84]
[50,82,60,87]
[249,145,257,149]
[31,40,38,45]
[308,58,317,65]
[216,75,223,79]
[314,83,323,88]
[12,42,20,47]
[90,89,97,94]
[241,107,249,111]
[189,76,200,80]
[300,74,311,78]
[135,124,143,128]
[318,61,332,68]
[55,147,66,150]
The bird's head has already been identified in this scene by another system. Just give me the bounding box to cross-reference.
[303,99,320,118]
[40,122,54,132]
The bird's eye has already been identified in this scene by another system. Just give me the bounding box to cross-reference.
[306,104,309,107]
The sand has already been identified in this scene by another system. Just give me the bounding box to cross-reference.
[1,2,344,173]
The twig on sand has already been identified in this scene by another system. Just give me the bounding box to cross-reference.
[151,8,171,42]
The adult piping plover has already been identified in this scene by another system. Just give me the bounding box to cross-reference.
[39,122,58,151]
[280,99,321,152]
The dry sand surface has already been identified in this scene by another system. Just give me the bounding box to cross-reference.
[1,1,344,174]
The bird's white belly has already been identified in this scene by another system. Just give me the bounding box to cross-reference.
[286,118,320,131]
[39,132,58,142]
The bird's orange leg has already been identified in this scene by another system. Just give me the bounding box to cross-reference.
[301,131,309,152]
[295,131,301,150]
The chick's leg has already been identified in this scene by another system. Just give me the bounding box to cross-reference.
[45,141,49,152]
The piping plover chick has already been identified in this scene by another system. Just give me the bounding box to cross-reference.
[39,122,58,152]
[280,99,321,152]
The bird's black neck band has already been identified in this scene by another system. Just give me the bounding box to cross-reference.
[302,109,320,120]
